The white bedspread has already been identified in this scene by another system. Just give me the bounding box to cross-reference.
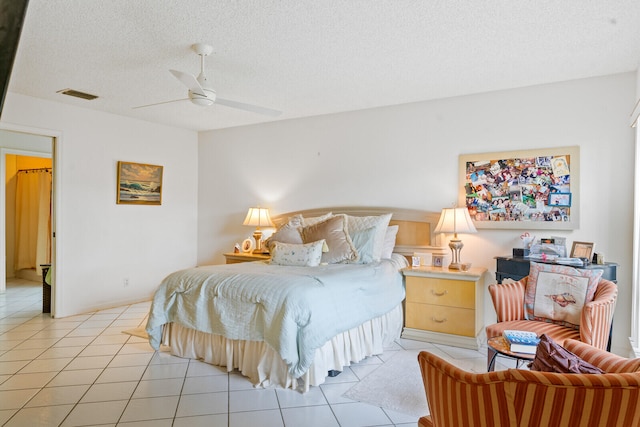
[146,254,407,378]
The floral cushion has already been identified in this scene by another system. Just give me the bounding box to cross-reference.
[524,262,603,329]
[269,240,324,267]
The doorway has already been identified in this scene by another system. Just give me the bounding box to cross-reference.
[0,128,55,315]
[6,153,52,282]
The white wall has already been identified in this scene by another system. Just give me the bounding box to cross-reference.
[199,72,637,355]
[1,93,199,317]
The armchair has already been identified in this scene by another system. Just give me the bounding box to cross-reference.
[417,340,640,427]
[486,277,617,351]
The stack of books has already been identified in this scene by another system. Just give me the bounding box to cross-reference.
[502,330,540,354]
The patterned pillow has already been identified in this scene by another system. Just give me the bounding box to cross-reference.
[346,213,392,261]
[529,334,604,374]
[269,240,324,267]
[301,214,357,264]
[524,262,603,329]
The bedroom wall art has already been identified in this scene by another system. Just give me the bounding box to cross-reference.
[458,146,579,230]
[116,161,163,205]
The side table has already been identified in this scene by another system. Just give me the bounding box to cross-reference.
[40,263,51,314]
[495,256,617,284]
[223,252,270,264]
[401,266,487,350]
[487,335,535,371]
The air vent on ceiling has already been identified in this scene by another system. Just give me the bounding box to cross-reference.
[56,88,98,101]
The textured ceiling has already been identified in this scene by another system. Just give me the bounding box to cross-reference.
[8,0,640,131]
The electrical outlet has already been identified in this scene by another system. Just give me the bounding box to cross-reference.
[123,278,129,287]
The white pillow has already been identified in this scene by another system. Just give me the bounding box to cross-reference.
[380,225,399,259]
[346,213,392,261]
[349,226,377,264]
[270,240,325,267]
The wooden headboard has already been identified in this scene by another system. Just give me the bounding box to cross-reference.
[271,207,447,259]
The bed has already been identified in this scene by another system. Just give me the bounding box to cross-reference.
[146,207,443,391]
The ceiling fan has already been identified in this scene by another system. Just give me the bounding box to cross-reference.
[134,43,282,116]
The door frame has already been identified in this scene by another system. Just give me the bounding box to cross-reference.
[0,122,61,316]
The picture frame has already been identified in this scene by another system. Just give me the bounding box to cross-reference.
[242,238,254,253]
[548,192,572,207]
[432,255,444,268]
[459,146,580,230]
[116,161,163,205]
[570,241,595,260]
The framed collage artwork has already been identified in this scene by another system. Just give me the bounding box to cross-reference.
[458,146,579,230]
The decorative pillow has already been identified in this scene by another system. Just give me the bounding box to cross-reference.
[380,225,399,259]
[524,262,603,329]
[287,212,333,228]
[264,222,303,252]
[301,214,357,264]
[349,227,377,264]
[346,213,392,261]
[269,240,324,267]
[529,334,604,374]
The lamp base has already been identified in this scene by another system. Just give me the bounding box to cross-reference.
[448,238,464,270]
[252,230,264,254]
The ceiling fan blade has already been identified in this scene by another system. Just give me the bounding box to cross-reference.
[169,69,206,97]
[216,97,282,116]
[132,98,189,109]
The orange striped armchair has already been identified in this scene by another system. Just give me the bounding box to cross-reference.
[486,277,617,351]
[418,340,640,427]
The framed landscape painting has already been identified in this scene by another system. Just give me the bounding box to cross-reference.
[116,161,163,205]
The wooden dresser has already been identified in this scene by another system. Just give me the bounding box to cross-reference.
[402,266,487,349]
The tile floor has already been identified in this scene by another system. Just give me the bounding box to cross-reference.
[0,279,513,427]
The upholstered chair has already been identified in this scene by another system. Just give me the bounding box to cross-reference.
[417,340,640,427]
[485,276,617,351]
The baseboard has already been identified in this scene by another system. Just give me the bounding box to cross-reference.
[401,327,482,350]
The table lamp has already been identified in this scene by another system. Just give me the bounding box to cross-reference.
[243,207,274,253]
[434,207,477,270]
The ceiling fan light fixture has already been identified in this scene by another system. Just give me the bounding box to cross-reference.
[189,87,215,106]
[191,97,214,107]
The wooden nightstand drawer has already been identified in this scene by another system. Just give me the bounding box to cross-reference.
[223,252,270,264]
[405,276,475,309]
[405,302,475,336]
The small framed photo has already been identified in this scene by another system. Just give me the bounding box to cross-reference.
[432,255,445,268]
[570,241,595,260]
[241,238,255,253]
[548,192,572,207]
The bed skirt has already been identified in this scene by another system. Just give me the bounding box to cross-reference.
[161,304,403,392]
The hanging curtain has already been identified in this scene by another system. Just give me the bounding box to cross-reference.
[14,169,52,276]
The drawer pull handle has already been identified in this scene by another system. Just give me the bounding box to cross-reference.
[431,290,448,297]
[432,317,447,323]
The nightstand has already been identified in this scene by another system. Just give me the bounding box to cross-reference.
[401,266,487,349]
[223,252,270,264]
